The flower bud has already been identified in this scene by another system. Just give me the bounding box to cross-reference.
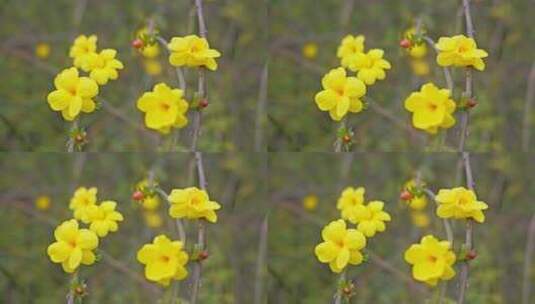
[342,135,351,143]
[465,249,477,260]
[198,250,209,261]
[400,190,413,201]
[399,38,411,49]
[132,38,144,49]
[199,99,209,109]
[132,190,144,201]
[466,99,477,108]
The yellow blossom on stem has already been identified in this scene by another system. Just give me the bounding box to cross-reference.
[135,179,161,211]
[47,67,99,121]
[336,186,365,222]
[435,187,488,223]
[435,35,488,71]
[167,35,221,71]
[314,219,367,273]
[411,211,430,228]
[137,234,189,286]
[35,195,51,210]
[136,27,161,59]
[352,201,391,237]
[403,180,428,210]
[303,194,318,211]
[69,35,98,71]
[136,83,189,133]
[404,82,456,134]
[69,187,98,223]
[143,211,163,228]
[342,49,391,85]
[47,219,99,273]
[86,201,124,237]
[85,49,124,85]
[403,27,428,59]
[404,235,456,286]
[337,35,365,61]
[314,67,367,121]
[410,60,430,76]
[168,187,221,223]
[143,59,163,76]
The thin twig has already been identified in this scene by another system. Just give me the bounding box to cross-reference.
[521,62,535,151]
[255,63,269,152]
[521,213,535,304]
[253,215,268,304]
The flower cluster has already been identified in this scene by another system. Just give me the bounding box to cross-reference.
[137,234,189,286]
[47,34,123,121]
[400,179,430,228]
[314,34,391,123]
[132,178,163,228]
[136,83,189,134]
[168,187,221,223]
[401,27,430,76]
[47,186,123,273]
[404,83,456,134]
[404,235,456,286]
[133,27,163,76]
[435,187,488,223]
[337,187,391,237]
[314,186,390,274]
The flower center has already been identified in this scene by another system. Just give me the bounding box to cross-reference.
[160,255,170,263]
[427,102,438,112]
[159,102,171,111]
[428,255,437,263]
[69,240,77,248]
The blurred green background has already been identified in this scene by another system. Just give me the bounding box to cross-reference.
[0,152,268,303]
[0,0,268,151]
[267,152,535,303]
[268,0,534,151]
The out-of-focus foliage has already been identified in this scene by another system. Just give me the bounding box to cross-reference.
[0,0,268,151]
[268,0,534,151]
[267,152,535,303]
[0,153,267,303]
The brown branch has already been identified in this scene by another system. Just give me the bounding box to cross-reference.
[190,151,207,304]
[522,61,535,151]
[522,213,535,304]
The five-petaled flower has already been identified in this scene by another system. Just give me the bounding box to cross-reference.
[47,67,99,121]
[168,187,221,223]
[341,49,391,85]
[137,234,189,286]
[351,201,391,237]
[404,82,456,134]
[135,179,161,211]
[314,67,367,121]
[337,34,365,63]
[403,179,428,210]
[404,235,456,286]
[86,201,124,237]
[167,35,221,71]
[435,35,488,71]
[47,219,99,273]
[136,83,189,133]
[314,219,367,273]
[70,35,98,71]
[69,187,98,223]
[85,49,124,85]
[336,186,365,221]
[435,187,488,223]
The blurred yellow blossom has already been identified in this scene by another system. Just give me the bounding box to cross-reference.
[411,211,430,228]
[302,42,318,59]
[303,194,318,211]
[144,211,163,228]
[410,60,430,76]
[35,43,51,59]
[35,195,51,210]
[143,60,163,76]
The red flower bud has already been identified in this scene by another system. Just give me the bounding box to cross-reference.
[465,249,477,260]
[132,190,144,201]
[199,99,209,109]
[132,38,144,49]
[399,38,411,49]
[466,99,477,108]
[342,135,351,143]
[400,190,413,201]
[198,250,209,261]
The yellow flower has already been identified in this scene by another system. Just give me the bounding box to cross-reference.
[410,60,430,76]
[47,219,99,273]
[411,211,430,228]
[337,35,365,60]
[314,67,367,121]
[69,35,98,71]
[403,27,428,59]
[404,235,456,286]
[435,187,488,223]
[47,67,99,121]
[404,82,456,134]
[69,187,98,223]
[35,195,51,210]
[136,83,189,133]
[403,180,428,210]
[137,234,189,286]
[136,27,161,59]
[435,35,488,71]
[86,201,124,237]
[168,187,221,223]
[336,186,365,222]
[143,59,163,76]
[341,49,391,85]
[167,35,221,71]
[352,201,391,237]
[35,42,51,59]
[135,179,161,210]
[302,42,318,59]
[144,211,163,228]
[303,194,318,211]
[85,49,124,85]
[314,219,366,273]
